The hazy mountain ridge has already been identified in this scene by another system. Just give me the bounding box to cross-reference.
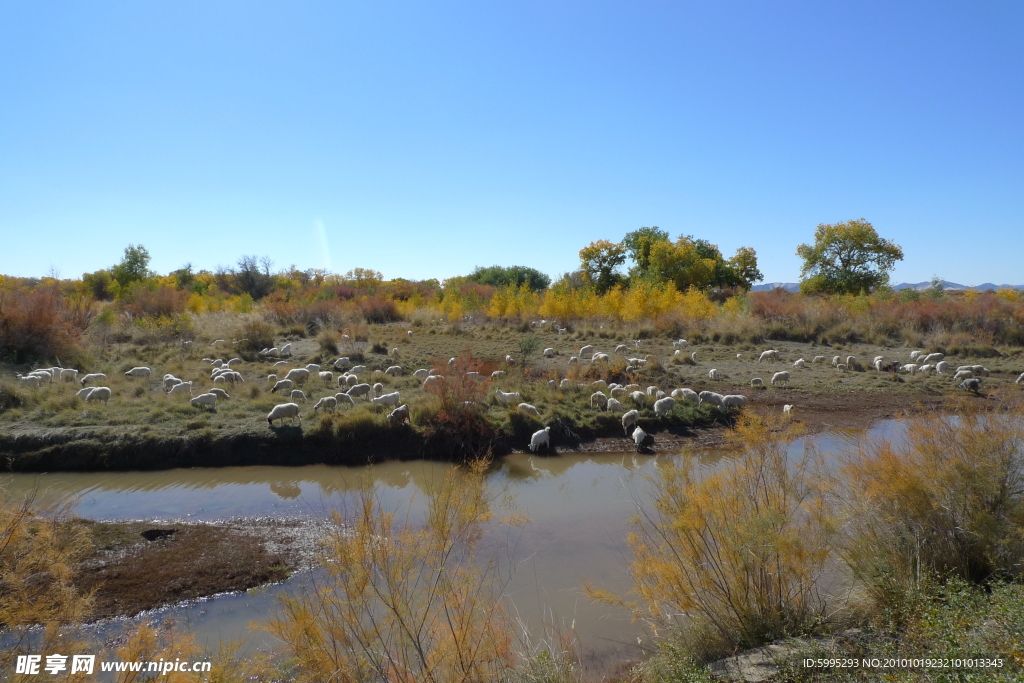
[750,281,1024,292]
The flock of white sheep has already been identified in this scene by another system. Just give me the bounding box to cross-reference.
[12,334,1024,453]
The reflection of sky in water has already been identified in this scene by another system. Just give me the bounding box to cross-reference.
[0,420,906,656]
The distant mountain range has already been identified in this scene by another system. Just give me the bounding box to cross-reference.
[751,281,1024,292]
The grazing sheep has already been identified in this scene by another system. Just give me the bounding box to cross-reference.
[423,375,444,389]
[632,426,650,451]
[836,364,848,372]
[952,370,973,382]
[722,394,748,409]
[319,371,334,384]
[653,396,676,416]
[347,383,372,400]
[280,343,292,356]
[558,378,571,389]
[832,356,841,367]
[690,351,698,362]
[909,350,922,361]
[793,358,806,368]
[708,369,721,380]
[290,389,307,403]
[384,365,402,376]
[672,388,699,404]
[590,391,608,409]
[548,379,557,388]
[771,371,790,387]
[622,409,639,435]
[274,360,288,367]
[284,368,310,384]
[614,344,629,354]
[413,369,430,380]
[79,370,107,387]
[736,354,743,359]
[208,387,230,399]
[922,352,944,364]
[529,426,551,452]
[190,393,217,410]
[266,348,280,357]
[783,404,794,415]
[334,357,351,370]
[758,350,779,363]
[491,370,506,380]
[629,391,646,407]
[228,358,242,367]
[750,377,764,388]
[812,356,825,364]
[579,345,595,358]
[407,330,413,338]
[391,347,400,357]
[518,402,540,416]
[936,361,950,374]
[372,382,384,397]
[26,371,51,383]
[505,355,515,364]
[698,391,725,409]
[593,353,610,362]
[918,364,935,374]
[76,387,95,399]
[314,396,338,412]
[371,392,402,407]
[873,359,885,372]
[334,392,356,407]
[168,381,193,396]
[350,365,366,374]
[270,379,295,394]
[969,365,991,377]
[591,379,608,390]
[610,386,627,398]
[643,385,658,396]
[959,377,982,394]
[606,397,624,413]
[124,367,152,379]
[672,339,688,347]
[495,390,521,405]
[543,348,555,357]
[85,387,112,404]
[267,402,301,426]
[59,368,78,382]
[387,403,410,425]
[568,356,579,365]
[163,375,183,390]
[267,374,278,384]
[222,371,244,384]
[305,364,321,373]
[448,357,457,366]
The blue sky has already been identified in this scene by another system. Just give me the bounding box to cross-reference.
[1,2,1021,285]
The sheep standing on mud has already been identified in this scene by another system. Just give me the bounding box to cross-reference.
[529,426,551,452]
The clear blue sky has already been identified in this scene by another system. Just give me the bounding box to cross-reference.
[2,2,1021,285]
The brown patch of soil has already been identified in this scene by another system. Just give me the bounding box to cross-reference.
[74,523,291,620]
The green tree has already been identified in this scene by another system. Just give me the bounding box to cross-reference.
[726,246,764,289]
[579,240,627,294]
[466,265,551,292]
[110,244,152,289]
[796,219,903,295]
[622,226,670,278]
[517,333,541,368]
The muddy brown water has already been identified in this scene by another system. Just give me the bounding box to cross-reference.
[1,420,903,662]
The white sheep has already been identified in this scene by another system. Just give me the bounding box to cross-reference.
[491,370,506,380]
[590,391,608,409]
[319,371,334,384]
[783,404,794,415]
[85,387,111,404]
[314,396,338,412]
[568,356,578,365]
[758,350,779,363]
[267,402,301,426]
[168,381,193,396]
[543,348,555,358]
[76,387,95,399]
[348,383,372,400]
[271,379,295,394]
[959,377,982,394]
[495,390,521,405]
[559,378,572,389]
[900,364,918,375]
[228,358,242,367]
[124,367,152,379]
[350,365,367,374]
[280,343,292,356]
[407,330,413,338]
[672,339,688,347]
[284,368,310,384]
[423,375,444,389]
[344,374,359,386]
[413,369,430,380]
[812,356,825,364]
[645,385,659,396]
[388,403,410,425]
[529,426,551,452]
[629,391,646,407]
[936,361,950,374]
[579,345,595,358]
[873,359,885,372]
[690,351,698,363]
[290,389,307,402]
[448,357,457,366]
[373,382,384,397]
[771,371,790,387]
[832,356,841,367]
[672,388,699,404]
[548,379,557,389]
[909,350,922,361]
[391,348,400,357]
[334,357,351,370]
[505,355,515,364]
[59,368,78,382]
[274,360,288,367]
[621,409,639,435]
[969,365,991,377]
[918,364,935,374]
[385,365,402,376]
[708,369,721,380]
[190,393,217,410]
[334,392,356,407]
[653,396,675,416]
[305,363,321,373]
[606,397,624,413]
[208,387,230,399]
[518,402,540,416]
[750,378,764,388]
[615,344,629,354]
[722,394,748,409]
[952,370,973,382]
[266,348,280,357]
[163,375,183,390]
[610,386,627,398]
[922,352,944,364]
[793,358,806,368]
[79,370,107,387]
[266,374,278,384]
[698,391,725,409]
[632,426,649,450]
[371,391,401,407]
[836,364,848,372]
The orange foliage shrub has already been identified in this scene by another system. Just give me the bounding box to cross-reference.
[0,284,94,362]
